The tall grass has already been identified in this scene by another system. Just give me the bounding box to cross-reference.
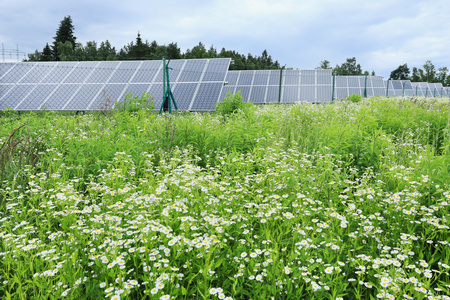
[0,96,449,299]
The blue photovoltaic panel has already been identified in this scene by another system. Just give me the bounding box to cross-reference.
[2,84,35,109]
[268,70,280,85]
[64,84,104,111]
[175,60,205,82]
[335,88,348,99]
[131,61,161,83]
[15,85,58,110]
[300,70,315,85]
[43,84,82,110]
[235,86,251,102]
[253,71,269,85]
[88,61,122,83]
[266,86,279,103]
[1,64,33,83]
[282,86,298,102]
[40,62,75,83]
[202,59,230,82]
[299,86,315,102]
[224,71,239,86]
[237,72,253,85]
[173,83,198,110]
[149,84,164,109]
[284,70,300,85]
[0,58,231,111]
[0,85,15,109]
[109,61,140,83]
[250,86,266,103]
[191,82,223,111]
[19,64,55,83]
[335,76,347,87]
[63,62,99,83]
[317,86,332,102]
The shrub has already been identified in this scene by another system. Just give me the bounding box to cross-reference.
[114,92,155,112]
[215,91,248,116]
[346,94,363,103]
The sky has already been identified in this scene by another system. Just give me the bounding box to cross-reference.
[0,0,449,78]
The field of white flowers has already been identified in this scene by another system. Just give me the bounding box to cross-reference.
[0,97,449,299]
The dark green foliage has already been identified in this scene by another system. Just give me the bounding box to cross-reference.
[390,63,410,80]
[333,57,364,75]
[41,43,53,61]
[318,60,331,69]
[26,17,280,70]
[52,16,77,60]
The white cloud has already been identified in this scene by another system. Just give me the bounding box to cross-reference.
[1,0,449,78]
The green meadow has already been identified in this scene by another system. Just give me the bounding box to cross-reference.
[0,96,449,299]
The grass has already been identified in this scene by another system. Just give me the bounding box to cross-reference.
[0,96,449,299]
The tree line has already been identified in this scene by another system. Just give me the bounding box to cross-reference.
[389,62,449,86]
[25,16,280,70]
[25,16,449,86]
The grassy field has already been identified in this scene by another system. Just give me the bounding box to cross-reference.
[0,96,449,299]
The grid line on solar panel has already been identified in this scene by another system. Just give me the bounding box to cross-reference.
[191,82,224,110]
[187,59,210,111]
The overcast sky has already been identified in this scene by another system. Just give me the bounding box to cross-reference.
[1,0,449,78]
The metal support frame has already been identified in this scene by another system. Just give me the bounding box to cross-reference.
[332,73,335,101]
[385,79,390,97]
[159,58,178,114]
[363,75,367,98]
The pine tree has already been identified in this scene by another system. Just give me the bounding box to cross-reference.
[52,16,77,60]
[41,43,53,61]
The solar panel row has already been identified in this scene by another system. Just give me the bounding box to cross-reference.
[221,69,333,103]
[0,59,231,111]
[1,59,449,112]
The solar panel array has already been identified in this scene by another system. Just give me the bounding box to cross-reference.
[334,76,385,100]
[1,59,449,112]
[220,70,281,103]
[221,69,333,103]
[0,59,231,111]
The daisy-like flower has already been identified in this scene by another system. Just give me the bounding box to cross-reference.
[209,288,218,295]
[111,295,120,300]
[160,295,170,300]
[100,282,107,288]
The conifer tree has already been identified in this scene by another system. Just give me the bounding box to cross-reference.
[52,16,77,60]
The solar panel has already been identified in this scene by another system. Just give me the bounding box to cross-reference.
[0,58,231,111]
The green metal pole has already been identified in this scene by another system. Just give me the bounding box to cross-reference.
[402,82,405,96]
[415,86,418,96]
[332,73,335,102]
[363,75,367,98]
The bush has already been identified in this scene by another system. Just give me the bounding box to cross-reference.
[215,91,248,116]
[346,94,363,103]
[114,92,155,112]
